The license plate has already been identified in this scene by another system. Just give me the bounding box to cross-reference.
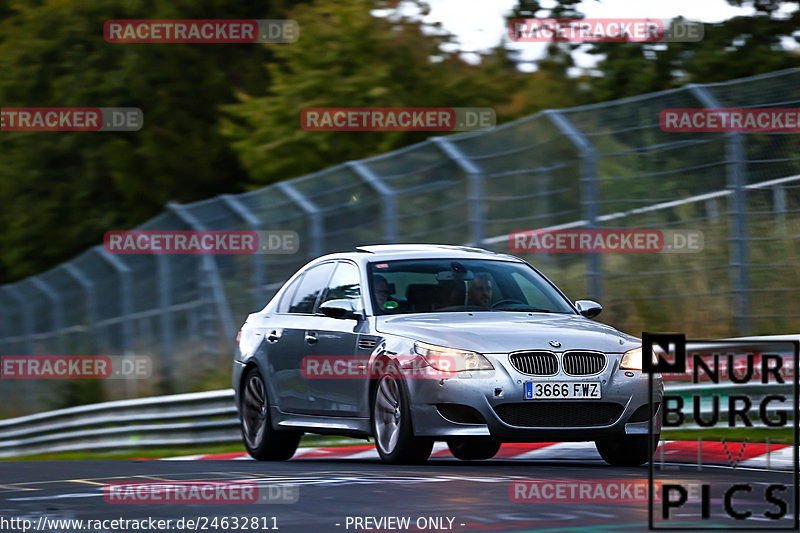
[524,381,601,400]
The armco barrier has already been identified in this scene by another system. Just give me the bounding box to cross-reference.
[0,382,793,458]
[1,334,794,457]
[0,390,239,458]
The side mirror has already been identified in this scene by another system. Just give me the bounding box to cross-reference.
[319,299,361,319]
[575,300,602,319]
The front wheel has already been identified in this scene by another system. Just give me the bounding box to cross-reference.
[240,367,301,461]
[372,374,433,464]
[447,437,501,461]
[595,433,659,466]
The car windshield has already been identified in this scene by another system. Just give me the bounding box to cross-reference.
[367,259,576,315]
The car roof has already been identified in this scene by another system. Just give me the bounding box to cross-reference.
[309,244,524,265]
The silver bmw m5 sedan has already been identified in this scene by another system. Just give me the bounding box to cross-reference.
[233,245,663,465]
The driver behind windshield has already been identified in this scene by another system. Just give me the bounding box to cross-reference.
[467,274,493,307]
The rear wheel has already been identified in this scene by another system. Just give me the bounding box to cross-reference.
[372,373,433,464]
[447,437,501,461]
[240,367,301,461]
[595,433,659,466]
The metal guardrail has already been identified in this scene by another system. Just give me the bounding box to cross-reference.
[0,390,239,458]
[0,383,793,458]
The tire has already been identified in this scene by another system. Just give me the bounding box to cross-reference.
[371,373,433,464]
[240,366,301,461]
[595,433,660,466]
[447,437,501,461]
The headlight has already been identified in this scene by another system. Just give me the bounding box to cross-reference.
[413,341,494,372]
[619,346,659,371]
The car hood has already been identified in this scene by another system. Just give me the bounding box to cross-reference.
[375,312,639,354]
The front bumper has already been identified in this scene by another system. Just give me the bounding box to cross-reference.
[407,352,663,442]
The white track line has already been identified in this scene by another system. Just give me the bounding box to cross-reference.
[512,442,601,461]
[740,445,795,471]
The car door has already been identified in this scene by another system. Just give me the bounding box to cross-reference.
[268,261,336,414]
[303,260,368,416]
[254,272,302,410]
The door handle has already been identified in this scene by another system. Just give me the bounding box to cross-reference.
[305,332,318,345]
[267,331,279,343]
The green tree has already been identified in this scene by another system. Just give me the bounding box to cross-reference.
[223,0,517,185]
[507,0,800,101]
[587,2,800,100]
[504,0,593,113]
[0,0,298,282]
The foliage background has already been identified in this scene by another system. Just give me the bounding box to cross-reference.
[2,0,798,283]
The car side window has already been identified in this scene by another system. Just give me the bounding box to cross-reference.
[288,263,336,314]
[276,275,303,313]
[322,262,362,311]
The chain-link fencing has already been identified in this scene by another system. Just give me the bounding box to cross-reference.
[1,68,799,414]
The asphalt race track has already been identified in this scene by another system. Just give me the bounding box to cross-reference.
[0,451,795,533]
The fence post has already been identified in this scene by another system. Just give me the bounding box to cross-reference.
[276,182,323,258]
[61,264,96,349]
[93,247,134,355]
[3,285,34,355]
[0,299,5,353]
[219,194,267,309]
[167,202,238,361]
[0,298,10,356]
[773,185,787,235]
[155,254,174,389]
[545,110,602,301]
[1,285,36,411]
[29,278,65,355]
[431,137,485,246]
[535,168,553,266]
[706,199,719,220]
[689,84,752,334]
[348,161,397,243]
[773,185,786,221]
[197,259,218,361]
